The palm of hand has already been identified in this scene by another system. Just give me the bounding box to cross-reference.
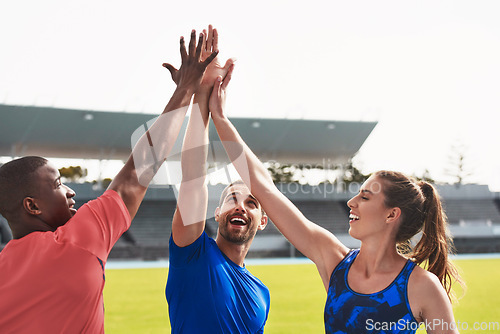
[200,50,225,91]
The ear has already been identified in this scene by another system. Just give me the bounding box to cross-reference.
[258,215,268,231]
[23,197,42,216]
[214,207,221,222]
[386,207,401,224]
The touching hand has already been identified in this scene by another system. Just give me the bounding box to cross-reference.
[198,25,235,95]
[209,63,234,119]
[162,29,218,92]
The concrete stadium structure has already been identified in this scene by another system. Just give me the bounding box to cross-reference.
[1,104,499,257]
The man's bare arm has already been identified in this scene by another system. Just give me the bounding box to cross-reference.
[172,25,235,246]
[108,30,217,220]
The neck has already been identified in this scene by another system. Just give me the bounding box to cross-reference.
[10,216,55,239]
[357,234,402,275]
[215,235,252,267]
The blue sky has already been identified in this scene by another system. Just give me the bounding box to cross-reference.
[1,0,499,190]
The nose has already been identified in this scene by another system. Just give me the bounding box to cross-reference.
[347,196,356,209]
[65,184,76,198]
[234,200,246,213]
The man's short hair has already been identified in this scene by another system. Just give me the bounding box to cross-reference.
[218,180,266,216]
[0,156,48,219]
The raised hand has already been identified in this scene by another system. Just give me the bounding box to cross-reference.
[198,25,235,95]
[162,29,218,92]
[209,63,234,120]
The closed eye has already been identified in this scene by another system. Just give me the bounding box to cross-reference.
[226,195,237,203]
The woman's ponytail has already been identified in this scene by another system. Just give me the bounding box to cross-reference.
[413,181,464,300]
[375,171,465,301]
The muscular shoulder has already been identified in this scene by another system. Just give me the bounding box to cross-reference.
[409,264,442,291]
[408,264,451,323]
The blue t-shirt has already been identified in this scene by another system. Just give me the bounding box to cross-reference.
[324,249,419,334]
[166,232,270,334]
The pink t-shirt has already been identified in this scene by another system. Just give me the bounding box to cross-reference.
[0,190,131,333]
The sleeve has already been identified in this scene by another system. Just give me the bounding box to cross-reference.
[168,232,209,267]
[56,190,131,262]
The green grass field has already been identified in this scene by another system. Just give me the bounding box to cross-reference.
[103,258,500,333]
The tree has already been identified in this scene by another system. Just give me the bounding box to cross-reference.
[266,161,299,184]
[412,169,436,184]
[445,143,473,186]
[339,160,369,185]
[58,166,88,182]
[265,159,370,187]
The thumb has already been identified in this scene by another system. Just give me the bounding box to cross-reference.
[209,76,223,112]
[210,76,222,101]
[223,58,237,71]
[162,63,178,77]
[221,64,234,90]
[213,75,223,93]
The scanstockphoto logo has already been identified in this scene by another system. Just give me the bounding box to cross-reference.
[366,319,500,332]
[130,105,251,226]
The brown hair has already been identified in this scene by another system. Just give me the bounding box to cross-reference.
[375,170,464,301]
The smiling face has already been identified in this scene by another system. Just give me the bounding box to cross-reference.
[346,175,397,241]
[215,183,267,245]
[30,163,77,230]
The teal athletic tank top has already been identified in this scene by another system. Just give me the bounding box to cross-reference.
[324,249,420,333]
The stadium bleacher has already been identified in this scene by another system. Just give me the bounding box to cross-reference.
[292,200,350,235]
[1,183,500,257]
[443,199,500,225]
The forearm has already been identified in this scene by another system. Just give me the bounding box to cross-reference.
[176,94,210,221]
[109,87,194,219]
[171,93,211,245]
[180,94,210,183]
[211,114,347,267]
[211,115,274,187]
[109,27,218,221]
[132,86,194,186]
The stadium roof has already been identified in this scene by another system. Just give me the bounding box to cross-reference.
[0,104,377,164]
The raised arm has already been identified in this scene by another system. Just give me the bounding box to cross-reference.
[108,30,217,221]
[172,25,236,247]
[209,70,349,288]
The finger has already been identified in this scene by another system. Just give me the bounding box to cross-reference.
[162,63,178,75]
[213,76,222,91]
[209,76,221,105]
[188,29,196,56]
[206,24,214,51]
[202,50,219,67]
[213,28,218,50]
[202,28,208,51]
[223,58,236,71]
[212,76,223,104]
[221,64,234,90]
[195,32,204,61]
[179,36,187,61]
[219,58,235,81]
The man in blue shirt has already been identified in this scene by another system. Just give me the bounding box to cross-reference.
[165,25,270,334]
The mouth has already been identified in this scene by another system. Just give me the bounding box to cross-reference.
[349,213,360,223]
[69,201,77,215]
[229,215,248,227]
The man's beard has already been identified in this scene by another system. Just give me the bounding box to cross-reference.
[218,213,257,245]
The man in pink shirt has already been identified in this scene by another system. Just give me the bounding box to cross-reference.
[0,29,217,333]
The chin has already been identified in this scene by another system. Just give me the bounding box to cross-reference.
[348,228,361,241]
